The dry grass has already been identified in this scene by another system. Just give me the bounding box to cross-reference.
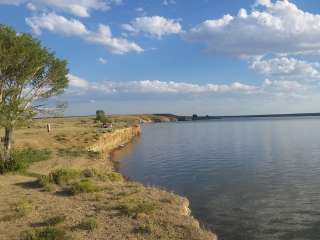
[0,115,216,240]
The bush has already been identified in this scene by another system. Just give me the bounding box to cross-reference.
[78,217,98,231]
[20,226,72,240]
[48,169,80,185]
[117,201,157,218]
[81,168,97,178]
[14,200,33,218]
[68,179,101,195]
[0,148,51,173]
[106,172,123,182]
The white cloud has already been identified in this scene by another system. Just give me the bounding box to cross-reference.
[26,13,143,54]
[122,16,182,39]
[251,57,320,82]
[68,74,90,89]
[98,57,107,64]
[86,24,143,54]
[0,0,122,17]
[186,0,320,56]
[263,79,307,92]
[26,12,88,36]
[67,74,257,94]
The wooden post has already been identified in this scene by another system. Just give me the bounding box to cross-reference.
[47,123,51,133]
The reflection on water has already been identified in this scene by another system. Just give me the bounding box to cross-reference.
[117,118,320,240]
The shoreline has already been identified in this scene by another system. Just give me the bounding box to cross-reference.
[95,124,217,239]
[0,116,217,240]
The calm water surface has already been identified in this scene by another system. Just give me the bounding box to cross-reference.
[115,118,320,240]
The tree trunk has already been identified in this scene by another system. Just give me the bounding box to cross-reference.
[3,127,13,162]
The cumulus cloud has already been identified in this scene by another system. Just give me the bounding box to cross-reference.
[122,16,182,39]
[186,0,320,56]
[68,74,90,89]
[26,13,143,54]
[67,74,257,95]
[263,79,307,92]
[0,0,122,17]
[26,12,88,36]
[251,57,320,82]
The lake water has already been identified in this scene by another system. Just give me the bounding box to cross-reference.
[115,117,320,240]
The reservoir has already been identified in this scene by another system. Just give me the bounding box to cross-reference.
[116,117,320,240]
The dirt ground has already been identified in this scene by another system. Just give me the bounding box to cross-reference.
[0,116,216,240]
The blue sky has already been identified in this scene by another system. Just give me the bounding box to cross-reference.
[2,0,320,116]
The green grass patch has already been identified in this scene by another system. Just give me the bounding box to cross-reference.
[14,200,33,218]
[0,148,51,174]
[116,200,157,218]
[106,172,123,182]
[48,169,80,185]
[57,148,85,158]
[68,179,101,195]
[20,226,72,240]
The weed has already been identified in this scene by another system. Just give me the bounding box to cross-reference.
[0,148,51,173]
[20,226,72,240]
[48,169,80,185]
[77,217,98,231]
[68,179,101,195]
[14,200,33,218]
[81,168,97,178]
[106,172,123,182]
[117,200,157,218]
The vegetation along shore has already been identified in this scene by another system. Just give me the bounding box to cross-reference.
[0,115,217,240]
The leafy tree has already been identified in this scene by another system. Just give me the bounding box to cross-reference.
[95,110,112,125]
[95,110,106,122]
[0,25,69,164]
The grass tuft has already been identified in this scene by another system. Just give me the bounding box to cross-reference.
[14,200,33,218]
[117,200,157,218]
[20,226,72,240]
[77,217,98,231]
[48,169,80,185]
[68,179,101,195]
[0,148,51,173]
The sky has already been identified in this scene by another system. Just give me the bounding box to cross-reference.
[2,0,320,116]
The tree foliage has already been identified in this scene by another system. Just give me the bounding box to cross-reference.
[0,25,69,162]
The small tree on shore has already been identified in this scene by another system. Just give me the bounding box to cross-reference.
[0,25,69,164]
[95,110,106,122]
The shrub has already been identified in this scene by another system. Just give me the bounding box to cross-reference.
[106,172,123,182]
[81,168,97,178]
[68,179,100,195]
[78,218,98,231]
[0,148,51,173]
[20,226,71,240]
[48,169,80,185]
[14,200,33,218]
[117,201,157,218]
